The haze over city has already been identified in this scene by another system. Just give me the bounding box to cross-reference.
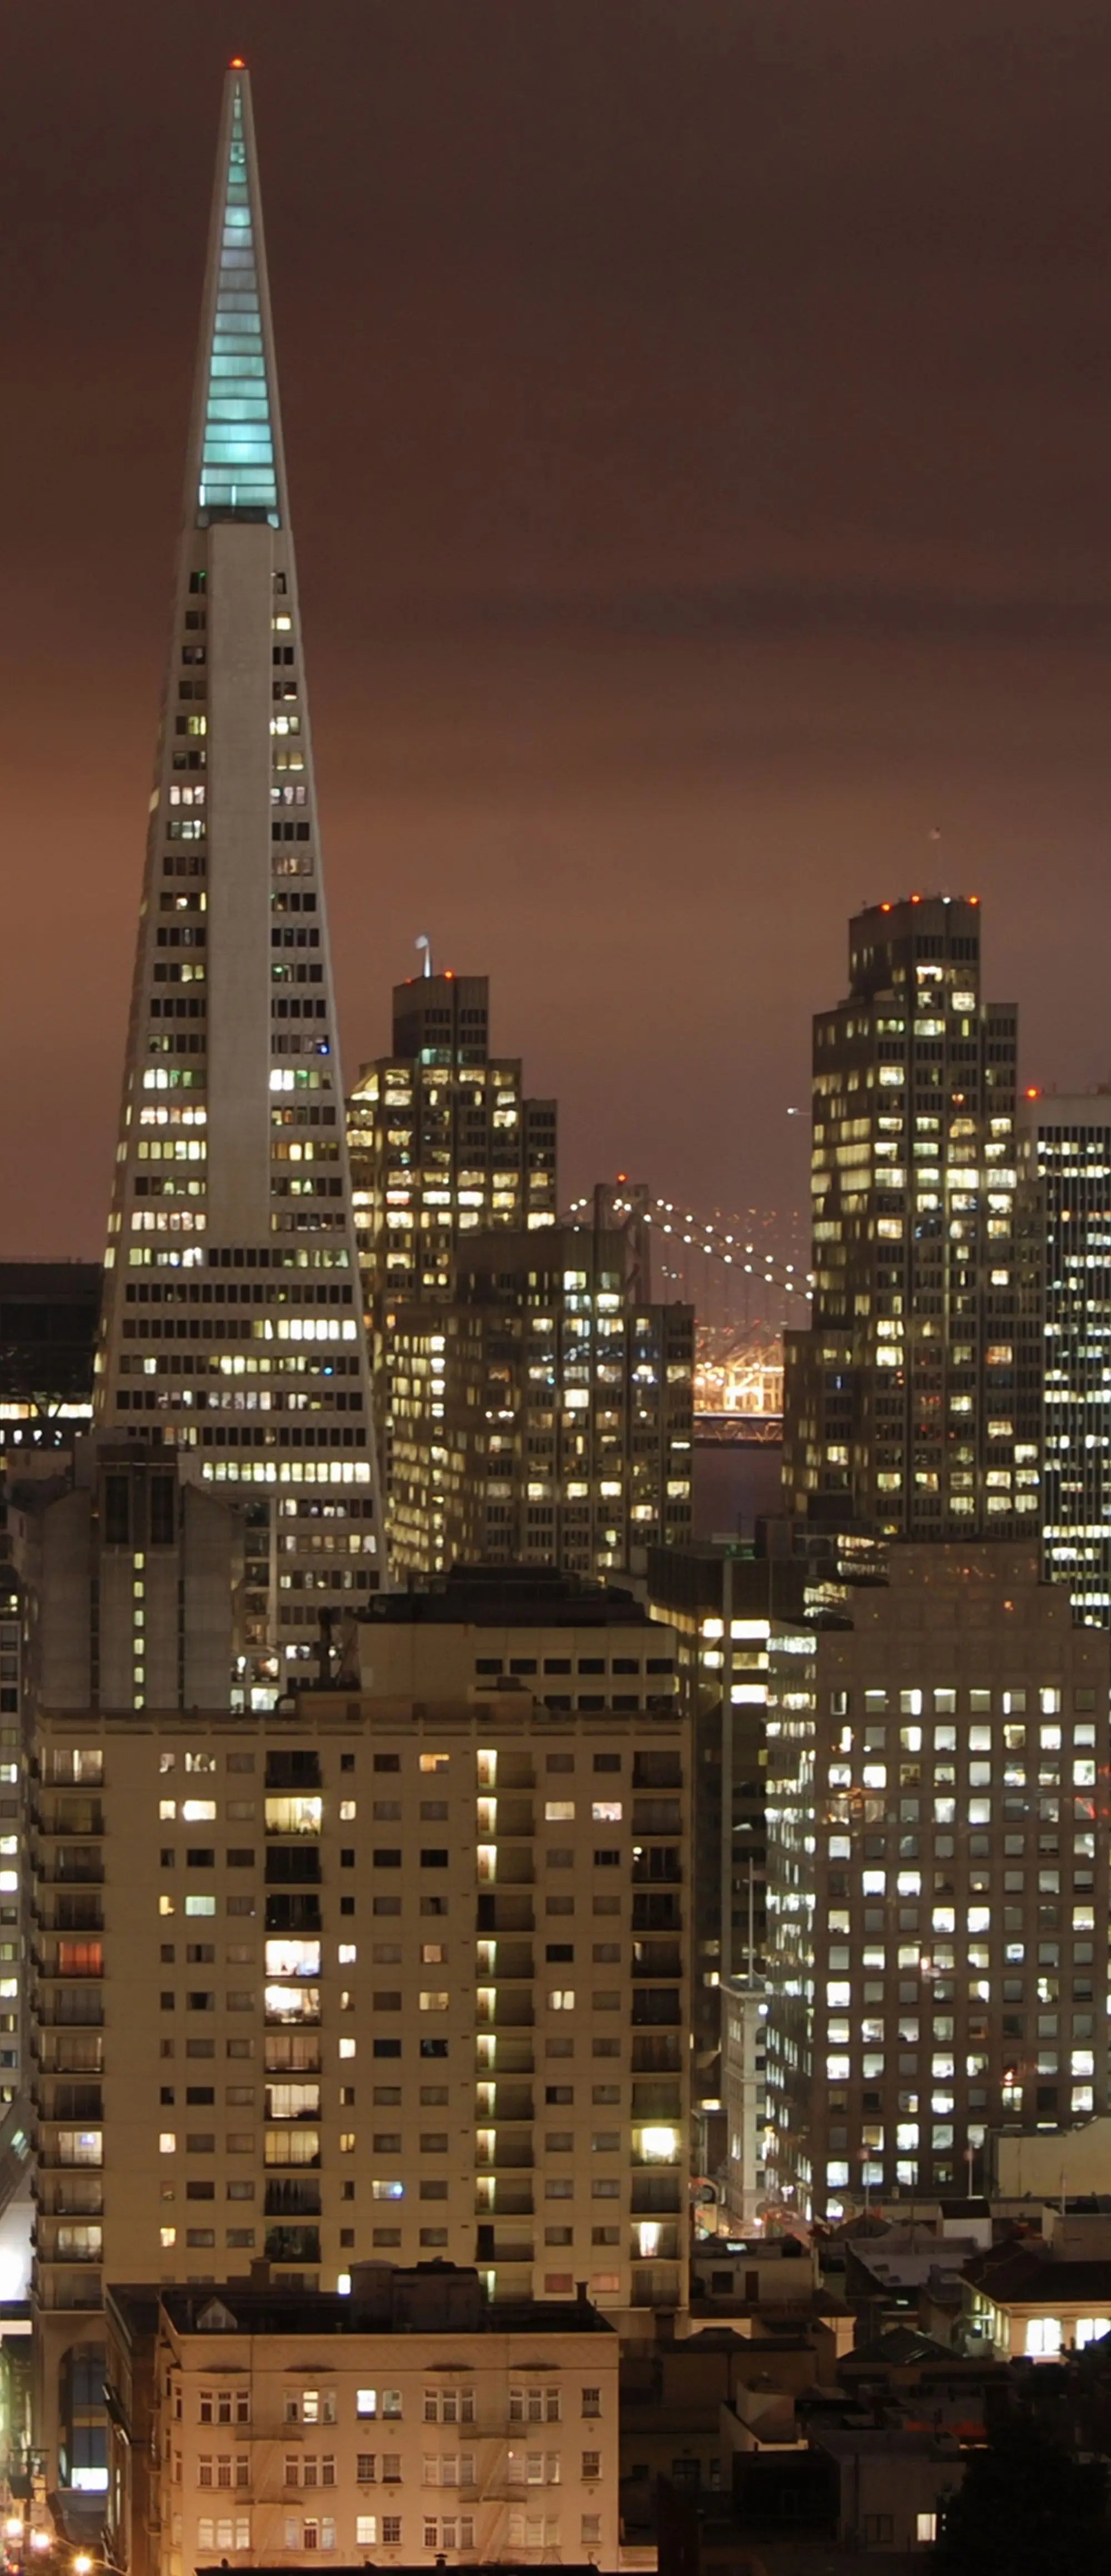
[4,0,1111,1257]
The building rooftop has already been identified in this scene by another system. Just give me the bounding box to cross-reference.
[359,1565,655,1631]
[814,2424,962,2462]
[111,2262,615,2341]
[964,2248,1111,2306]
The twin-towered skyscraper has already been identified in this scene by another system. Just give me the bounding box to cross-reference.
[94,69,383,1698]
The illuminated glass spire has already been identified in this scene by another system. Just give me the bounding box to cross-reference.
[198,84,278,519]
[96,66,386,1702]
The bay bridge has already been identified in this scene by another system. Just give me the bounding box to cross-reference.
[566,1191,813,1447]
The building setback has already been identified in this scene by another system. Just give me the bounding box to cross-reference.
[783,895,1039,1542]
[93,66,384,1695]
[348,971,558,1306]
[347,974,558,1565]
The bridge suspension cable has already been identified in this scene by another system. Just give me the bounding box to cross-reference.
[565,1195,813,1302]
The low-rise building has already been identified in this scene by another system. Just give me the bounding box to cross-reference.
[809,2425,962,2554]
[963,2237,1111,2359]
[106,2263,619,2576]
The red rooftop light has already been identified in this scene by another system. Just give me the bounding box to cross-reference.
[229,57,246,69]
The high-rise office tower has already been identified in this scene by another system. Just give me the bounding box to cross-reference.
[349,975,558,1302]
[93,67,383,1695]
[1018,1091,1111,1625]
[386,1228,694,1582]
[764,1545,1110,2221]
[783,895,1039,1541]
[347,974,557,1503]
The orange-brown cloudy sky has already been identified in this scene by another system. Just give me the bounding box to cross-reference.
[3,0,1111,1255]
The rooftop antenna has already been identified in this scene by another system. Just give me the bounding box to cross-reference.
[415,933,432,980]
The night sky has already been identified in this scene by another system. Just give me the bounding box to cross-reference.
[4,0,1111,1259]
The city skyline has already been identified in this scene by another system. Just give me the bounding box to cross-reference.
[6,3,1111,1256]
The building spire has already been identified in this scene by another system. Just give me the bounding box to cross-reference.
[196,69,279,524]
[95,67,386,1699]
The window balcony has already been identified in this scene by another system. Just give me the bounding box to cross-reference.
[264,2224,321,2264]
[631,1851,682,1885]
[476,2229,534,2265]
[476,1998,535,2030]
[32,1807,104,1837]
[36,2004,104,2030]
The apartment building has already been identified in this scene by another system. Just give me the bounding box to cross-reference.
[105,2263,618,2576]
[764,1545,1111,2221]
[31,1634,689,2489]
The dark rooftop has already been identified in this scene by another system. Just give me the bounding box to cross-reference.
[359,1563,654,1631]
[111,2261,614,2341]
[963,2248,1111,2304]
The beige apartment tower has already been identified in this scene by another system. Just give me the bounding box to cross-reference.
[32,1576,689,2490]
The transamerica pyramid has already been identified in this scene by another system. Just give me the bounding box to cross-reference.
[95,64,386,1697]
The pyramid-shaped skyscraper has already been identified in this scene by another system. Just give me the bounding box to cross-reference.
[96,67,385,1692]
